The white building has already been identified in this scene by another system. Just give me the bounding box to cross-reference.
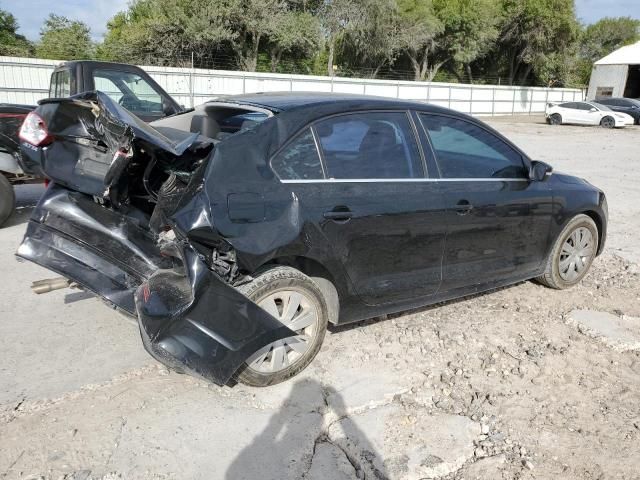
[587,41,640,99]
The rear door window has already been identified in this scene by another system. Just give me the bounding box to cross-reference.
[271,128,324,180]
[420,114,527,179]
[313,112,423,179]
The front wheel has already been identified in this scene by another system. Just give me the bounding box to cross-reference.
[537,214,598,289]
[0,174,15,227]
[600,116,615,129]
[234,266,328,387]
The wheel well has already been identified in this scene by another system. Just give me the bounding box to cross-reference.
[583,210,603,254]
[260,256,340,324]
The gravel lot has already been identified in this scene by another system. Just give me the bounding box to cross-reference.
[1,117,639,480]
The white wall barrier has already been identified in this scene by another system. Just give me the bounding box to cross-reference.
[0,56,584,115]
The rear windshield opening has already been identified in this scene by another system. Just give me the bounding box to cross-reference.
[150,103,270,142]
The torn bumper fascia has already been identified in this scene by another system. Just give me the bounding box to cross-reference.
[17,184,295,385]
[135,246,295,384]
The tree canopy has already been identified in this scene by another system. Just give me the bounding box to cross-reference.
[36,14,93,60]
[2,1,639,87]
[0,8,32,56]
[575,17,640,84]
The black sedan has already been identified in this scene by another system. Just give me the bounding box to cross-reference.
[17,92,607,387]
[595,97,640,125]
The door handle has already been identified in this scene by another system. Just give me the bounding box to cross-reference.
[455,200,473,215]
[323,207,353,223]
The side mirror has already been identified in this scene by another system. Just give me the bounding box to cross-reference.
[530,161,553,182]
[589,108,598,112]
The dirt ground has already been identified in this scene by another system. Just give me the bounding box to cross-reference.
[0,117,639,480]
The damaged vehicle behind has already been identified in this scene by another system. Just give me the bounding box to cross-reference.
[17,92,608,387]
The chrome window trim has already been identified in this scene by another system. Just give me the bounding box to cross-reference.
[279,178,530,184]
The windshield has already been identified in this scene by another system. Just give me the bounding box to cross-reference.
[592,103,612,111]
[93,69,167,119]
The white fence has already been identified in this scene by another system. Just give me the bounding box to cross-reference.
[0,56,585,115]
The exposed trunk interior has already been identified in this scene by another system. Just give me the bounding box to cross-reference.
[32,93,272,237]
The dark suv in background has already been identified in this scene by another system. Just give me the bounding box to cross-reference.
[596,97,640,124]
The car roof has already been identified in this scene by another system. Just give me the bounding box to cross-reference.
[209,91,454,114]
[207,91,532,174]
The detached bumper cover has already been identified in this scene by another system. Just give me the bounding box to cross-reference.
[135,247,294,385]
[17,184,294,385]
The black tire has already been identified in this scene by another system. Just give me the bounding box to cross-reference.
[0,174,15,227]
[537,214,598,290]
[600,116,615,129]
[233,266,329,387]
[548,113,562,126]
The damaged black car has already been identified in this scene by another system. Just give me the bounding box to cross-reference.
[17,91,608,387]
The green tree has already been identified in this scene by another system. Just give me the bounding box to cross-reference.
[36,14,93,60]
[0,8,33,56]
[576,17,640,84]
[497,0,580,85]
[341,0,400,78]
[100,0,320,72]
[395,0,443,81]
[321,0,368,76]
[98,0,232,66]
[266,9,322,72]
[225,0,287,71]
[433,0,501,83]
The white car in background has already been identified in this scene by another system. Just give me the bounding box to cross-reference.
[545,101,634,128]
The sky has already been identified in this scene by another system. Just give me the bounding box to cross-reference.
[3,0,640,42]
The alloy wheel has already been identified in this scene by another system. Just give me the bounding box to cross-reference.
[601,117,615,128]
[246,289,319,374]
[558,227,595,282]
[549,114,561,125]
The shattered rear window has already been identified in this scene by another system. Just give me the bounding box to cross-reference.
[271,128,323,180]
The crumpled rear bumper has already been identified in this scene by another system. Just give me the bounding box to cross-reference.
[134,247,295,385]
[17,184,294,385]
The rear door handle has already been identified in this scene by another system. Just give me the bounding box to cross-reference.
[455,200,473,215]
[323,207,353,222]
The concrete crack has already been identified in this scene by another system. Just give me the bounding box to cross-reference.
[302,384,389,480]
[105,416,127,468]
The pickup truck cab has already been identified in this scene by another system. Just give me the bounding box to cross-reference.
[0,60,182,226]
[49,61,182,122]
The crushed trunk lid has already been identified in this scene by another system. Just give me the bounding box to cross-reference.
[20,91,203,198]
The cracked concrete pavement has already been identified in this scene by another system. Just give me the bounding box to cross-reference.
[1,119,639,479]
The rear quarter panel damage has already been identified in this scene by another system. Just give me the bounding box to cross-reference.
[136,246,295,385]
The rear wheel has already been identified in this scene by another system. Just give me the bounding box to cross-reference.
[234,266,328,387]
[537,214,598,289]
[0,174,15,227]
[548,113,562,126]
[600,116,615,129]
